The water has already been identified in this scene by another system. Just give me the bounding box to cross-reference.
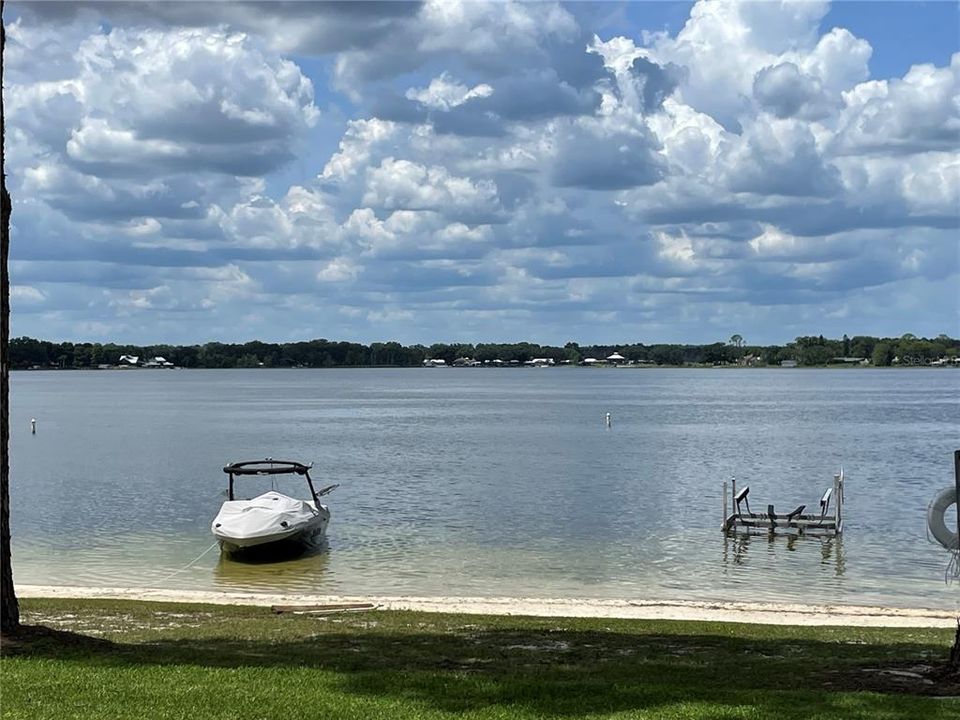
[8,368,960,609]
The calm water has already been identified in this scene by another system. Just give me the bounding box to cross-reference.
[8,368,960,609]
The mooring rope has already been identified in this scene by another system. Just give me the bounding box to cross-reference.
[157,541,220,584]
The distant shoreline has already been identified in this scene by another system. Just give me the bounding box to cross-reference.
[11,364,955,371]
[11,334,958,371]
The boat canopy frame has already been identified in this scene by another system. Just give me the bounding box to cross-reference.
[222,458,334,505]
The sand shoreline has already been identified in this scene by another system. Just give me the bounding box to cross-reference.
[17,584,958,628]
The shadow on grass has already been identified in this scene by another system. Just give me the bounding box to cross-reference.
[2,624,114,653]
[5,623,957,718]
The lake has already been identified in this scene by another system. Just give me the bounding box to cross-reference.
[8,367,960,609]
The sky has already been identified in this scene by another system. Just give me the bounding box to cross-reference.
[4,0,959,346]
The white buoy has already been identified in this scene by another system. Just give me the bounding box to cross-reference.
[30,418,36,434]
[605,412,611,428]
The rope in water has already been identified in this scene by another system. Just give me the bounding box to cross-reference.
[157,541,220,584]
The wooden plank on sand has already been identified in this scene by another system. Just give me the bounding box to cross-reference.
[271,602,378,614]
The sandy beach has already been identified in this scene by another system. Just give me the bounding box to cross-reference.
[17,585,958,628]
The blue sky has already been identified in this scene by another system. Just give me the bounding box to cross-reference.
[5,1,959,346]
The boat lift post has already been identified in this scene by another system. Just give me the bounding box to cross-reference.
[834,469,844,534]
[722,479,728,530]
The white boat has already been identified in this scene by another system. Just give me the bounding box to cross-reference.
[212,459,337,556]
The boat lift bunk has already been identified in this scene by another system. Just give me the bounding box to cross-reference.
[722,469,844,537]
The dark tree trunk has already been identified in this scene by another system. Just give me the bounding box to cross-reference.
[1,0,20,636]
[951,621,960,669]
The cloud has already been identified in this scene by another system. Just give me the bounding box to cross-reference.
[643,0,868,129]
[723,117,842,197]
[552,123,664,190]
[405,72,494,110]
[362,158,502,220]
[7,21,320,244]
[15,1,425,56]
[320,118,398,182]
[333,0,579,87]
[10,285,47,305]
[5,0,959,344]
[752,62,826,119]
[834,54,960,155]
[66,28,318,176]
[220,187,338,251]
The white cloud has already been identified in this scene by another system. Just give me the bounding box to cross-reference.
[11,285,47,304]
[320,118,397,181]
[801,27,872,97]
[723,116,841,197]
[8,23,320,200]
[333,0,579,87]
[645,0,866,127]
[405,73,493,111]
[834,54,960,155]
[900,153,960,215]
[362,158,501,218]
[317,258,361,283]
[193,265,259,307]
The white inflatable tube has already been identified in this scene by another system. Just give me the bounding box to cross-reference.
[927,487,959,550]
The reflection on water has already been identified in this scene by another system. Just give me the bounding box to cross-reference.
[214,543,332,592]
[722,533,846,585]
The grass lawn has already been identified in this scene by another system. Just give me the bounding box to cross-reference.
[1,598,957,719]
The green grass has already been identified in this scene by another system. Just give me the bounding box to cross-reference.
[2,598,957,719]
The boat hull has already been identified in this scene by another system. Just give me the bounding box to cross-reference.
[212,492,330,558]
[217,527,328,559]
[215,515,329,554]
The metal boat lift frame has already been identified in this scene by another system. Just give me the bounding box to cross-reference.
[223,458,337,507]
[722,469,844,537]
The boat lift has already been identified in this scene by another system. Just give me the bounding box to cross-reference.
[722,469,844,537]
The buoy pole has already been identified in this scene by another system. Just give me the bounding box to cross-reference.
[605,412,611,428]
[30,418,36,434]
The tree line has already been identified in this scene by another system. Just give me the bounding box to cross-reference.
[8,333,959,370]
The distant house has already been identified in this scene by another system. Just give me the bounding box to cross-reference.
[780,359,798,368]
[582,357,600,365]
[143,356,175,368]
[118,355,139,366]
[422,358,447,367]
[831,357,868,366]
[529,358,554,366]
[606,352,626,364]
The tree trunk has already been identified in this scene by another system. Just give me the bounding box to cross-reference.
[951,620,960,670]
[1,0,21,636]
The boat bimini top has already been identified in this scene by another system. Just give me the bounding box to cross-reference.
[222,459,333,503]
